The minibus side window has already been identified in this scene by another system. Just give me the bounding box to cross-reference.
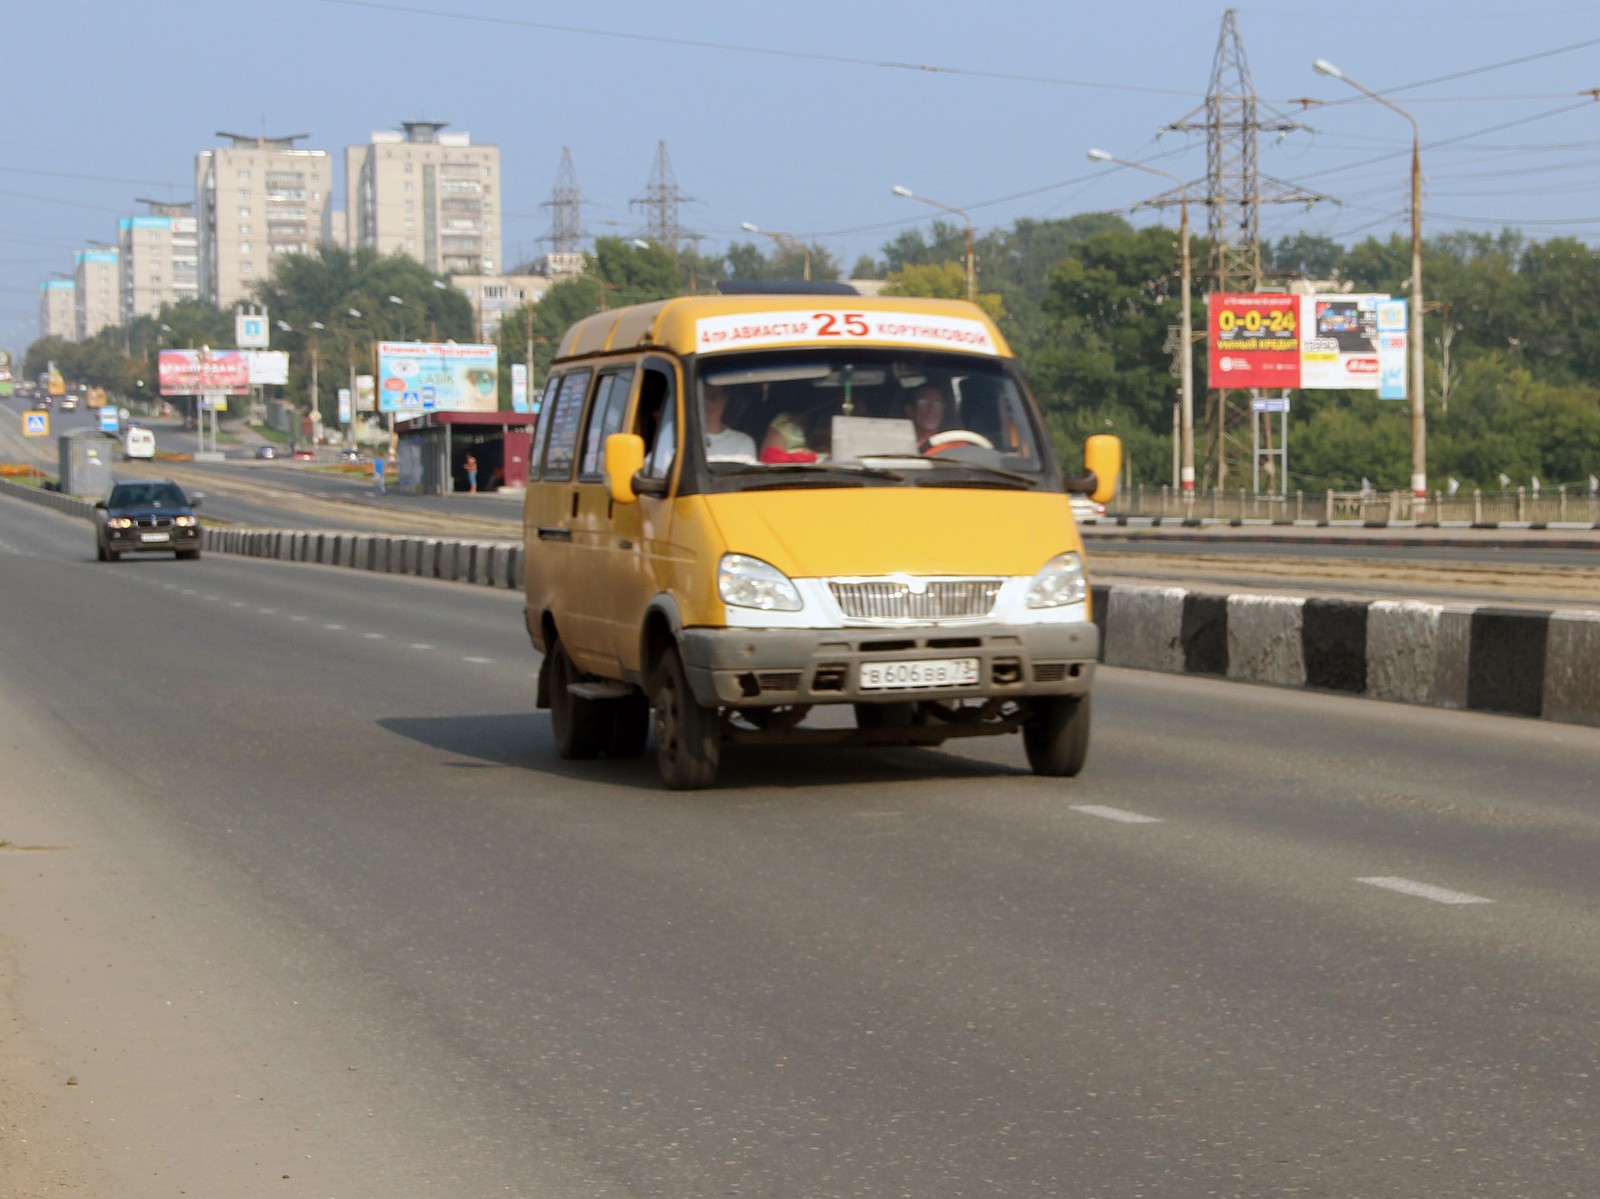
[530,375,561,479]
[539,369,592,481]
[578,368,636,479]
[637,364,677,481]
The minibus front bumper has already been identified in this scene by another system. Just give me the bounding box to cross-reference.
[679,621,1098,709]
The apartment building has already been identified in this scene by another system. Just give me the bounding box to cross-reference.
[196,133,333,308]
[39,279,76,340]
[74,249,120,340]
[346,121,501,277]
[119,201,199,320]
[450,273,550,342]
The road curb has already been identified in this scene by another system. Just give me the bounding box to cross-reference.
[6,478,1593,729]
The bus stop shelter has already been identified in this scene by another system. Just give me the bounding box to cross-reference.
[393,412,537,496]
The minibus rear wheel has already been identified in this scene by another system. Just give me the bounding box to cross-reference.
[549,636,608,759]
[1022,694,1091,777]
[651,647,721,790]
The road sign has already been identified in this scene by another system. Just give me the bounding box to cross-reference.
[1250,396,1291,413]
[23,411,48,436]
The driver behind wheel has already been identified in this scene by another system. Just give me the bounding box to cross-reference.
[908,384,948,453]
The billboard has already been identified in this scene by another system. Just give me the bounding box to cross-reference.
[1208,292,1407,395]
[247,350,289,386]
[376,341,499,414]
[158,349,250,395]
[1207,294,1301,389]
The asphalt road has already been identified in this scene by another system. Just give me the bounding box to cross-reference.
[3,492,1598,1197]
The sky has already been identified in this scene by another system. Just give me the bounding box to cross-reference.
[5,1,1600,354]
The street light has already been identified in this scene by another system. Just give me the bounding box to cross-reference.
[1315,57,1427,517]
[891,185,975,301]
[1087,148,1196,501]
[740,221,812,282]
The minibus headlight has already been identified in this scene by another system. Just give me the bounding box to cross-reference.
[719,554,803,612]
[1026,551,1087,608]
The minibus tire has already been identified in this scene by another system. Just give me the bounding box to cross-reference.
[651,647,720,790]
[549,637,607,759]
[607,692,652,758]
[1022,694,1091,777]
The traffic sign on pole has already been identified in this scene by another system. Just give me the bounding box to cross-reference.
[23,411,49,437]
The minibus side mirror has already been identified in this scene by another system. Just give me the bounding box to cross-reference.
[1083,434,1121,505]
[605,433,646,505]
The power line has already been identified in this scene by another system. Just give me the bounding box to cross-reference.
[318,0,1202,97]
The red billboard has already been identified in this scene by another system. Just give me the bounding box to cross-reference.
[158,349,250,395]
[1207,294,1301,389]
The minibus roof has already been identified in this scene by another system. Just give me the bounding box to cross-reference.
[554,294,1013,362]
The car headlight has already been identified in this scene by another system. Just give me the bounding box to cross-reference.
[174,515,197,527]
[1025,551,1087,608]
[718,553,802,612]
[107,517,134,529]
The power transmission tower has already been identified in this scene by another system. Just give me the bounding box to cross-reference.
[630,141,696,257]
[539,148,587,278]
[1165,8,1324,487]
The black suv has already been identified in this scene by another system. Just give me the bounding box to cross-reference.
[95,480,202,561]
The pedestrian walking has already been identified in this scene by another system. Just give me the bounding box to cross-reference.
[373,456,386,495]
[465,452,478,493]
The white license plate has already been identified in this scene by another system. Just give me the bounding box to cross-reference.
[859,657,979,691]
[139,532,170,542]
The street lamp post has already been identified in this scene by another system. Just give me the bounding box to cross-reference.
[1314,58,1427,517]
[1087,149,1196,501]
[891,185,975,302]
[740,222,812,282]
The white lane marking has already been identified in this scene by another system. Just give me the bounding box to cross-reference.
[363,632,386,640]
[232,601,247,608]
[324,623,345,630]
[289,614,307,622]
[1071,805,1163,824]
[463,656,494,665]
[257,607,276,614]
[181,588,196,595]
[409,643,434,651]
[1357,877,1494,905]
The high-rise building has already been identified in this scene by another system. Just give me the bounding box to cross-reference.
[74,249,120,340]
[196,133,333,308]
[119,200,199,320]
[39,279,76,340]
[346,121,501,277]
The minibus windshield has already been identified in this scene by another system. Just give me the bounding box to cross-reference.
[694,349,1052,490]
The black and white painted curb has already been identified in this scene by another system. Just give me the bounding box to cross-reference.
[1090,583,1600,728]
[7,479,1596,729]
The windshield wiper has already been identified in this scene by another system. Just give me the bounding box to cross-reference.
[856,455,1037,488]
[712,461,906,484]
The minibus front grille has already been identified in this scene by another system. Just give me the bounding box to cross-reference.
[828,578,1002,622]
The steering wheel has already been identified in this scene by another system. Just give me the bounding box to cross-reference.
[924,429,995,453]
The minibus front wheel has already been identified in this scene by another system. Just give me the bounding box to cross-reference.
[1022,694,1091,777]
[651,646,721,790]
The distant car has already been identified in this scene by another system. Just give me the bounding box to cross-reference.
[337,448,365,463]
[60,394,78,411]
[1070,495,1105,524]
[124,426,156,460]
[291,448,316,461]
[94,480,201,562]
[254,445,279,460]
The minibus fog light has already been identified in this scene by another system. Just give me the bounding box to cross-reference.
[1026,552,1087,608]
[719,554,802,612]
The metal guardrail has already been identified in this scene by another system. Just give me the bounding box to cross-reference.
[1109,485,1600,526]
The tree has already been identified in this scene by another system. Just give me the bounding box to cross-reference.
[881,262,1003,322]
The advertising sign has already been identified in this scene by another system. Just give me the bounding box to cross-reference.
[355,374,375,413]
[246,350,289,386]
[1207,294,1301,389]
[1375,299,1409,400]
[158,349,250,395]
[511,362,529,412]
[338,387,352,425]
[1299,294,1386,390]
[0,349,12,397]
[375,342,499,414]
